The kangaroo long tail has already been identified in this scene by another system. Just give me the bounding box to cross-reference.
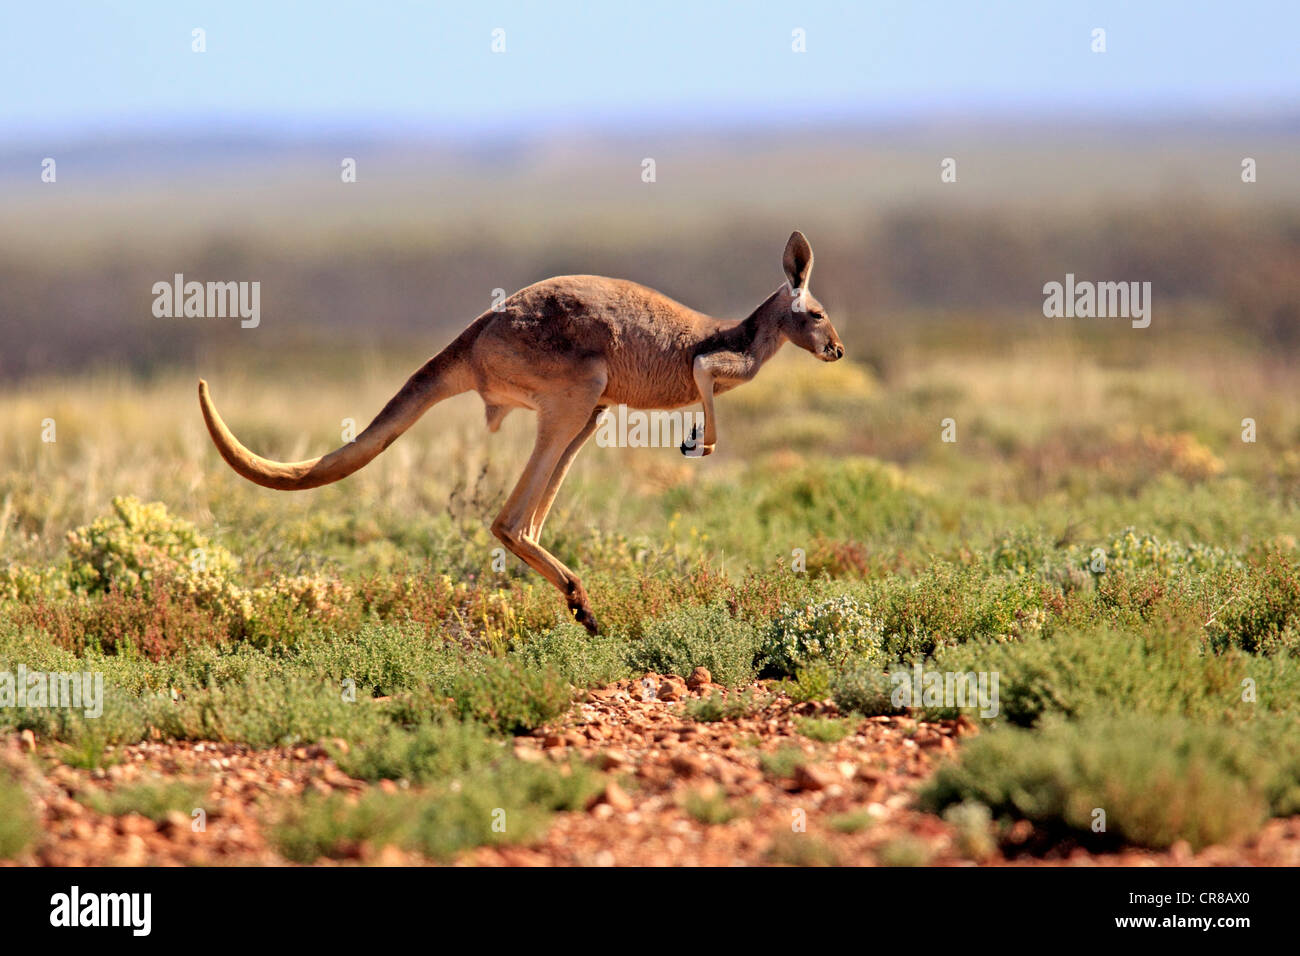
[198,329,478,491]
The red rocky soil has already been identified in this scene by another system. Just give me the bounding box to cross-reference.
[7,670,1300,867]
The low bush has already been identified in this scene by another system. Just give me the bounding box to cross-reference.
[760,595,883,676]
[831,658,903,717]
[925,628,1295,726]
[0,768,37,859]
[446,656,573,735]
[330,720,503,784]
[630,603,761,688]
[80,780,208,823]
[920,716,1299,850]
[510,621,632,689]
[273,754,599,862]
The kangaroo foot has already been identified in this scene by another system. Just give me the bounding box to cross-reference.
[570,602,601,635]
[565,581,601,635]
[680,425,715,458]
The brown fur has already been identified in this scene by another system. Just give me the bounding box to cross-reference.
[199,231,843,632]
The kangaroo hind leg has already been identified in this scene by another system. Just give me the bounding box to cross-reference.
[526,405,605,541]
[490,380,606,634]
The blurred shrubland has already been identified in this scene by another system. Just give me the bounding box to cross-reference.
[1,126,1298,380]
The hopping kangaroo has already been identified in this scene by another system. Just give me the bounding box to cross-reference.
[199,231,843,633]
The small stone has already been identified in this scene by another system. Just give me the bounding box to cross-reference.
[513,744,544,763]
[687,667,712,691]
[793,763,838,791]
[657,681,682,702]
[117,813,155,837]
[375,844,406,867]
[596,749,629,770]
[670,753,706,777]
[587,781,634,813]
[119,834,147,867]
[19,729,36,753]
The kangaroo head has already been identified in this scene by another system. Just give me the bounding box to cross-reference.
[779,231,843,362]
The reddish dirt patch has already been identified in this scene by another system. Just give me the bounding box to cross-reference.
[7,673,1300,866]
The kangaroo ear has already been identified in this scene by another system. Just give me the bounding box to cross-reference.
[782,230,814,289]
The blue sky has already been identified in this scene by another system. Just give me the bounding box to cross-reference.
[2,0,1297,140]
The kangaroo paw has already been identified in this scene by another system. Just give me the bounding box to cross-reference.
[680,425,715,458]
[570,604,601,635]
[565,581,601,635]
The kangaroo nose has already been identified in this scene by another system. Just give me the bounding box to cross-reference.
[832,344,844,359]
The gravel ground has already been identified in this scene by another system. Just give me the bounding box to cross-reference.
[7,672,1300,867]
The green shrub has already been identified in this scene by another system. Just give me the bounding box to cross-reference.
[630,603,761,688]
[80,780,208,822]
[761,595,883,676]
[794,716,852,743]
[682,788,741,824]
[682,689,768,722]
[273,789,411,863]
[273,755,599,862]
[876,836,933,867]
[0,770,37,859]
[663,456,929,557]
[827,809,874,833]
[943,801,998,861]
[168,673,389,749]
[1205,551,1300,654]
[921,716,1286,850]
[831,659,902,717]
[772,660,835,703]
[991,528,1063,577]
[448,656,573,735]
[759,745,807,780]
[29,498,373,652]
[510,621,632,688]
[289,623,465,697]
[926,628,1288,726]
[331,720,503,783]
[872,561,1049,659]
[1096,527,1243,576]
[0,562,70,602]
[766,832,840,866]
[65,496,241,602]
